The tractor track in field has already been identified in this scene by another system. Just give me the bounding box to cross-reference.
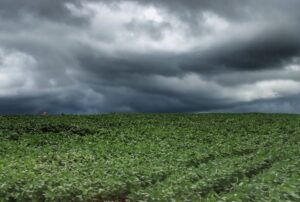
[198,158,275,197]
[120,148,264,201]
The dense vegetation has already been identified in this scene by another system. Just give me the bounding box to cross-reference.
[0,113,300,201]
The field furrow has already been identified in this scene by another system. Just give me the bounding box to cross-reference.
[0,114,299,201]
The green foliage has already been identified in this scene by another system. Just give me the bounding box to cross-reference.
[0,113,299,201]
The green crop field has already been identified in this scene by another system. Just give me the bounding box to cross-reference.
[0,114,300,201]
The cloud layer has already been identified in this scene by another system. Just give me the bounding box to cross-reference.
[1,0,300,114]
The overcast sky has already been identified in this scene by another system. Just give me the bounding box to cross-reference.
[0,0,300,114]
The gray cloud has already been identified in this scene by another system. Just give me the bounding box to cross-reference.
[0,0,300,114]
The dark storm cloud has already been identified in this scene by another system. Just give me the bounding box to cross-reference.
[0,0,81,22]
[77,49,182,78]
[184,29,300,74]
[1,0,300,114]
